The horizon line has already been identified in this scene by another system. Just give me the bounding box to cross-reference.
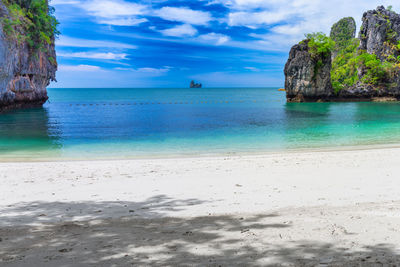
[48,86,284,89]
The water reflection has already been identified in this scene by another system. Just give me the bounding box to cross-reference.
[282,101,400,149]
[282,102,333,148]
[0,107,62,156]
[350,102,400,145]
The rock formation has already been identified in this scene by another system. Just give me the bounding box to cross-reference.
[285,6,400,102]
[190,80,202,88]
[330,17,356,59]
[0,0,57,112]
[284,40,332,102]
[359,6,400,61]
[330,17,357,44]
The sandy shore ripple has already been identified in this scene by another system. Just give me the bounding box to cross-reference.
[1,147,400,266]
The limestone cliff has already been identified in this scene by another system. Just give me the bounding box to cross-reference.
[284,6,400,102]
[0,0,57,111]
[359,6,400,61]
[330,17,356,59]
[284,40,332,102]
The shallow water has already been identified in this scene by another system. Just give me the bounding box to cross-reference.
[1,87,400,159]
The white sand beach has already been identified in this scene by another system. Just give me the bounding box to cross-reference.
[1,147,400,266]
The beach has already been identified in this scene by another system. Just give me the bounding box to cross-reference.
[1,147,400,266]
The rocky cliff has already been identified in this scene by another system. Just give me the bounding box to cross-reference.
[359,7,400,61]
[284,40,332,102]
[0,0,57,111]
[285,6,400,102]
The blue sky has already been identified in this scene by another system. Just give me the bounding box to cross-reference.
[51,0,400,88]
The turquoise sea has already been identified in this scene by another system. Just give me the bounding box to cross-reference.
[1,87,400,160]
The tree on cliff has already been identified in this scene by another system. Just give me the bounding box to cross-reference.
[2,0,59,51]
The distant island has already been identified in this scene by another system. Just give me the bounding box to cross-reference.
[285,6,400,102]
[0,0,58,112]
[190,80,202,88]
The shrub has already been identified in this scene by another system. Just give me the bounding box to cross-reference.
[357,52,386,84]
[331,38,359,92]
[305,32,335,59]
[1,0,59,51]
[330,17,356,49]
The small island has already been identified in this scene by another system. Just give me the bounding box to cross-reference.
[285,6,400,102]
[190,80,202,88]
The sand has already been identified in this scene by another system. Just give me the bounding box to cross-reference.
[1,147,400,266]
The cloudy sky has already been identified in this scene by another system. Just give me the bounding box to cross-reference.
[51,0,400,88]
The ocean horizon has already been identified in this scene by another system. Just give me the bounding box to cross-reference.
[1,87,400,160]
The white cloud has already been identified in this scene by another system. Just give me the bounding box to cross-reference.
[160,24,198,37]
[222,1,400,51]
[155,7,213,25]
[136,67,170,73]
[97,17,147,26]
[197,33,230,45]
[83,0,146,18]
[58,52,128,60]
[115,66,171,76]
[80,0,147,26]
[212,0,314,10]
[51,0,81,5]
[54,0,400,59]
[244,66,260,71]
[58,64,103,72]
[56,36,137,49]
[228,10,290,27]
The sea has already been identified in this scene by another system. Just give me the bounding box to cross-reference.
[1,87,400,160]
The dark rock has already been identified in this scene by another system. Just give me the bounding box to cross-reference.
[190,80,202,88]
[356,6,400,96]
[0,1,57,112]
[359,6,400,61]
[58,248,72,253]
[284,40,333,102]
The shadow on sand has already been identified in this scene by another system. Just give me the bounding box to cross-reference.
[1,195,400,266]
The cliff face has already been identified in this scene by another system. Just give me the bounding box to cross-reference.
[285,6,400,102]
[330,17,356,44]
[330,17,356,59]
[0,0,57,111]
[359,6,400,61]
[284,40,332,102]
[354,6,400,98]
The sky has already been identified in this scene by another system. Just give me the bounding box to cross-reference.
[51,0,400,88]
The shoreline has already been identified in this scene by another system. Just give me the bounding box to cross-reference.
[1,141,400,163]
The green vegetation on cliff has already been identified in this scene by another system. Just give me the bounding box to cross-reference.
[305,32,335,59]
[330,17,356,49]
[306,10,400,93]
[330,38,359,92]
[303,32,335,81]
[331,43,400,92]
[1,0,59,51]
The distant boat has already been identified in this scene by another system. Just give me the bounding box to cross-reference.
[278,88,286,92]
[190,80,202,88]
